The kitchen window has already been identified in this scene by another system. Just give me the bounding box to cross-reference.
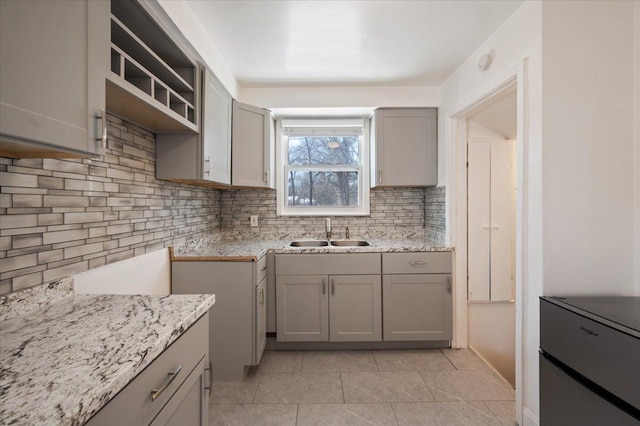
[276,118,370,216]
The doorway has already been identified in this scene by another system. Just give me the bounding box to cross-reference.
[449,72,527,424]
[466,90,517,386]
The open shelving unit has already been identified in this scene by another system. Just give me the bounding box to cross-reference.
[106,0,198,133]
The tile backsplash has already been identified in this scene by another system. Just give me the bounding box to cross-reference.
[1,115,447,294]
[0,115,221,294]
[220,187,431,239]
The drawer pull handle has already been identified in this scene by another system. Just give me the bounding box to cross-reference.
[204,362,213,397]
[261,266,267,272]
[409,261,428,266]
[151,365,182,401]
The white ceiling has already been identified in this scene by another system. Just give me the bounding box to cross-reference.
[185,0,524,88]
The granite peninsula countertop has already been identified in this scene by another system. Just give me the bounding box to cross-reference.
[0,279,215,426]
[170,234,453,261]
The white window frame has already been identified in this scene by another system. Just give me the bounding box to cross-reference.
[276,118,370,216]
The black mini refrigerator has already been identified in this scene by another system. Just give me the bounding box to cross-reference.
[539,296,640,425]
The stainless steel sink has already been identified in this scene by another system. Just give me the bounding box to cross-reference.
[289,240,329,247]
[330,240,372,247]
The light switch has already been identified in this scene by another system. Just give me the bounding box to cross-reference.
[250,215,258,227]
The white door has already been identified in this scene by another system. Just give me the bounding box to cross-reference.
[467,139,515,301]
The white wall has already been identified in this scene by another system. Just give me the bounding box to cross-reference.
[542,1,635,297]
[442,1,638,424]
[155,0,240,98]
[238,86,439,110]
[635,2,640,295]
[439,2,542,424]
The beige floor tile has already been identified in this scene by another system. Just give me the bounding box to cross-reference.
[421,370,515,401]
[374,349,455,372]
[257,351,303,374]
[440,348,488,370]
[302,350,378,372]
[392,401,501,426]
[208,403,297,426]
[253,373,344,404]
[342,372,434,403]
[209,374,260,404]
[296,403,398,426]
[483,401,516,425]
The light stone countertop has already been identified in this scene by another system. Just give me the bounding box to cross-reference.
[0,279,215,426]
[170,235,453,261]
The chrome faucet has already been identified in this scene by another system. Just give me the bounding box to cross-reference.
[345,227,350,240]
[325,218,332,240]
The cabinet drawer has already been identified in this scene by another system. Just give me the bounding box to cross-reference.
[86,313,209,426]
[257,255,268,284]
[276,253,381,275]
[382,252,451,274]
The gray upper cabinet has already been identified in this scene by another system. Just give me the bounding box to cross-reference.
[232,101,275,188]
[156,68,232,186]
[370,108,437,187]
[107,0,198,133]
[0,0,109,158]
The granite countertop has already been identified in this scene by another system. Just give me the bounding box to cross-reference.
[0,279,216,426]
[171,234,453,261]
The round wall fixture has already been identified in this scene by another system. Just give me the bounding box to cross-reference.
[478,54,493,71]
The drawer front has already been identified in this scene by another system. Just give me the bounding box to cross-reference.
[257,255,268,284]
[276,253,381,275]
[382,252,452,274]
[86,313,209,426]
[540,300,640,410]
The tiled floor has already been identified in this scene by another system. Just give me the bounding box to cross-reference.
[209,349,515,425]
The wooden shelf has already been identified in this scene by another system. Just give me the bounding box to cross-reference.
[107,1,198,132]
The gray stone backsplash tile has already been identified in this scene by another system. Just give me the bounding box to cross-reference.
[0,115,221,293]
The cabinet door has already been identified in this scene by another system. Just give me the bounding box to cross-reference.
[372,108,437,187]
[276,275,329,342]
[202,68,231,184]
[232,101,274,188]
[150,357,208,426]
[172,261,253,381]
[255,278,267,363]
[329,275,382,342]
[0,0,108,157]
[383,274,452,341]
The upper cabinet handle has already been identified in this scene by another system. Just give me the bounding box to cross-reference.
[204,156,211,175]
[378,170,382,184]
[95,108,107,149]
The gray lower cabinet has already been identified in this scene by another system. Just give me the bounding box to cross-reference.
[86,313,209,426]
[382,252,452,341]
[275,254,382,343]
[171,256,267,381]
[0,0,108,157]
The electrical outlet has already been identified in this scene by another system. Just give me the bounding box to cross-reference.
[250,215,258,227]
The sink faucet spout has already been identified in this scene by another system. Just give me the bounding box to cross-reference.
[325,218,332,240]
